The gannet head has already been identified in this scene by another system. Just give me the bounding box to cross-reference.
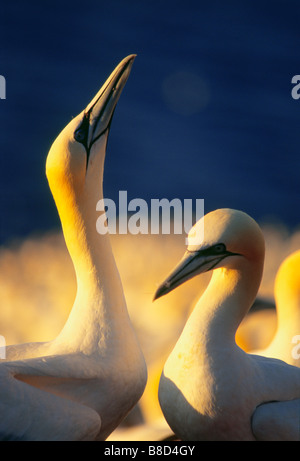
[46,55,136,203]
[153,208,265,300]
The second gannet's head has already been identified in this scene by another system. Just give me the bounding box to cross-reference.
[154,208,265,300]
[46,55,136,205]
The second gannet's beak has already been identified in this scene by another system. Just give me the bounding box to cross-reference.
[153,244,239,301]
[73,54,136,165]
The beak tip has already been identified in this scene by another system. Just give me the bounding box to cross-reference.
[124,54,137,67]
[152,289,159,302]
[152,292,161,302]
[153,282,170,302]
[152,292,160,302]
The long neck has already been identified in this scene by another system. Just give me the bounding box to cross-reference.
[51,143,130,354]
[178,259,263,354]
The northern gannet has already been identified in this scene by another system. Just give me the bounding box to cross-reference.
[153,209,300,441]
[0,55,147,441]
[251,249,300,367]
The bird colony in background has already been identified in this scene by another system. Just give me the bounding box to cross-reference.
[0,56,299,441]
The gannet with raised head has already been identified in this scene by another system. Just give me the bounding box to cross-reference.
[0,55,147,441]
[154,209,300,441]
[251,249,300,367]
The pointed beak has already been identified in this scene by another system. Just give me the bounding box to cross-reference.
[74,54,136,159]
[153,248,235,301]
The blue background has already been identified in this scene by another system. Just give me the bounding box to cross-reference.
[1,0,300,244]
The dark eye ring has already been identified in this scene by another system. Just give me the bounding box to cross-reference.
[74,129,85,142]
[214,244,226,253]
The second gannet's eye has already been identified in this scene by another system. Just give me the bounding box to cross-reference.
[213,244,226,253]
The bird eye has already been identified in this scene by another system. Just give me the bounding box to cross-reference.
[214,244,226,253]
[74,129,85,142]
[74,114,90,144]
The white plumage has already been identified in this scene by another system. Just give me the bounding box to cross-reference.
[0,55,147,441]
[154,208,300,441]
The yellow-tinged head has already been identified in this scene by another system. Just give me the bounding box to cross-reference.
[46,54,136,209]
[44,55,136,269]
[154,208,265,300]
